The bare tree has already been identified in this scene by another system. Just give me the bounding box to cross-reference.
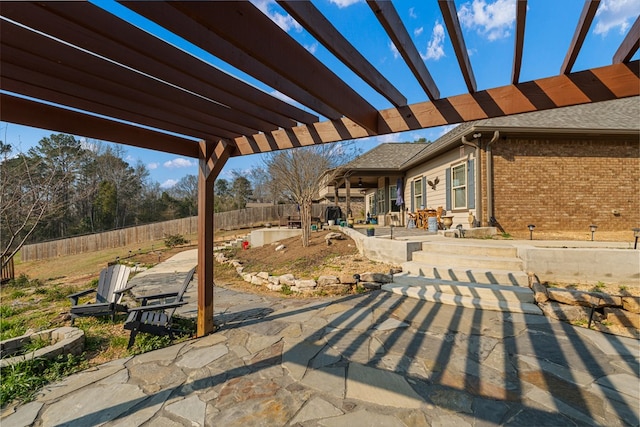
[264,143,358,247]
[0,142,79,268]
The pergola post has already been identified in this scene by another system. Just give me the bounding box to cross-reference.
[197,139,232,337]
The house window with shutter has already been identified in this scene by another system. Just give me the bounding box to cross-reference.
[451,163,467,209]
[377,188,385,214]
[413,178,423,209]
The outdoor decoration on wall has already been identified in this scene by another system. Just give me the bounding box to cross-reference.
[427,176,440,191]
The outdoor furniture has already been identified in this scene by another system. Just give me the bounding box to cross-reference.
[124,266,196,348]
[68,264,132,325]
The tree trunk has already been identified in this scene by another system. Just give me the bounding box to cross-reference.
[300,198,312,247]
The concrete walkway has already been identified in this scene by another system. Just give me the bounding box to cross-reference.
[2,250,639,426]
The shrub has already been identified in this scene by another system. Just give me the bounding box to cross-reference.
[164,234,189,248]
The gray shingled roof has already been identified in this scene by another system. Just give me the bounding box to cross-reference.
[344,97,639,173]
[343,142,428,170]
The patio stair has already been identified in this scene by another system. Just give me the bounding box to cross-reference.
[382,241,542,315]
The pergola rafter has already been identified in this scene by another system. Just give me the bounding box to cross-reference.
[1,1,638,337]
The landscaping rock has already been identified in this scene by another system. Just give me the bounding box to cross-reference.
[604,307,640,329]
[360,272,392,284]
[547,288,621,307]
[324,232,345,241]
[294,279,316,289]
[279,274,296,287]
[268,276,280,286]
[251,276,267,286]
[531,282,549,303]
[622,296,640,314]
[242,273,253,283]
[538,301,595,322]
[257,271,269,280]
[339,274,357,285]
[267,283,283,292]
[275,244,286,251]
[317,276,340,287]
[362,282,382,290]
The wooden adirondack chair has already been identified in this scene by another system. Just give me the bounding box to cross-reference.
[68,264,132,325]
[124,266,196,348]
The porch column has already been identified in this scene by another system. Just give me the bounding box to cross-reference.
[197,139,232,337]
[345,177,351,219]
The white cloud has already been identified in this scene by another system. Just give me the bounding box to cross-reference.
[389,41,400,59]
[422,21,446,61]
[252,0,302,32]
[304,42,318,54]
[458,0,516,41]
[163,158,195,169]
[329,0,362,8]
[148,162,159,170]
[414,26,424,37]
[594,0,639,35]
[437,124,458,137]
[409,7,418,19]
[160,179,178,189]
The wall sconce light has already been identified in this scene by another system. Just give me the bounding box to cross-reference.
[589,224,598,241]
[359,189,366,195]
[358,177,362,187]
[633,228,640,250]
[527,224,535,240]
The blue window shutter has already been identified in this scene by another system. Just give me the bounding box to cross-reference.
[421,176,426,208]
[468,160,475,209]
[410,181,415,212]
[445,168,451,210]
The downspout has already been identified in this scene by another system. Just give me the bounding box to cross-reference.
[486,131,499,225]
[461,133,482,225]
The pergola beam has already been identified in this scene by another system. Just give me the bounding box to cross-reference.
[233,61,640,155]
[0,21,272,136]
[561,0,600,74]
[1,1,317,127]
[512,0,528,84]
[123,1,381,133]
[368,0,440,100]
[1,93,200,158]
[613,15,640,64]
[278,0,407,107]
[438,0,477,93]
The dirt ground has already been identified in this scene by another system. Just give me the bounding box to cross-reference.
[220,229,399,280]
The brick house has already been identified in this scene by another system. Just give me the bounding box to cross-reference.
[327,97,640,234]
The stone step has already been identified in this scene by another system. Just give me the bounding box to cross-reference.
[382,283,542,315]
[412,251,524,271]
[391,274,535,303]
[401,261,529,286]
[421,241,518,258]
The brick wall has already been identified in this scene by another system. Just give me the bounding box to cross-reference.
[490,136,639,233]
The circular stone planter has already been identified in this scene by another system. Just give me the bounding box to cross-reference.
[0,327,85,368]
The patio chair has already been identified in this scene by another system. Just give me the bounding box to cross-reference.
[124,266,196,348]
[68,264,132,325]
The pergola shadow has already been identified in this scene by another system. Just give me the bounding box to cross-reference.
[32,289,639,426]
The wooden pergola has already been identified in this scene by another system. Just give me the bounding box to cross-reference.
[1,1,638,337]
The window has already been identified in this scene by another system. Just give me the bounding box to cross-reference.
[368,193,376,216]
[377,188,385,214]
[452,163,467,209]
[389,184,400,212]
[413,178,423,210]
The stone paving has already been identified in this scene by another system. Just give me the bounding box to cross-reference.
[2,251,639,427]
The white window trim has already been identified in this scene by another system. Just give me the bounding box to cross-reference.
[413,178,423,210]
[451,162,467,210]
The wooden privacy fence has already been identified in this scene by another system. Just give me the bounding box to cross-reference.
[21,204,331,262]
[1,255,15,283]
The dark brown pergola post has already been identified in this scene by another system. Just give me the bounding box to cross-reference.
[197,139,232,337]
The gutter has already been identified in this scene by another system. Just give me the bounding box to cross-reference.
[461,130,499,226]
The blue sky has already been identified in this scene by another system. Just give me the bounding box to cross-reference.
[1,0,638,188]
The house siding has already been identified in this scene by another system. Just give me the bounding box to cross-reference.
[404,146,476,229]
[490,137,640,233]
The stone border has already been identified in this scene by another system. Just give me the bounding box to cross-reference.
[529,274,639,331]
[214,244,398,295]
[0,327,85,368]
